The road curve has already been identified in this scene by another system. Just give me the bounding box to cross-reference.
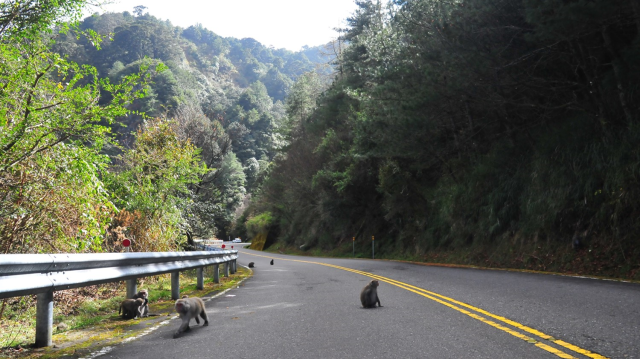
[100,246,639,359]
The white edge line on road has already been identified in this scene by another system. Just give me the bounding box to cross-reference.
[81,267,252,359]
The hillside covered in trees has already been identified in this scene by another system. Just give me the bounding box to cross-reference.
[52,9,336,240]
[1,0,639,280]
[239,0,640,279]
[0,1,331,254]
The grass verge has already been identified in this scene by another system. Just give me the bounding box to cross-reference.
[265,238,640,282]
[0,266,251,358]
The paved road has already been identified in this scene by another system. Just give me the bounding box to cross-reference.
[100,246,639,359]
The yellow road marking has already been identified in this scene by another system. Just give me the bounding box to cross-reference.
[242,252,609,359]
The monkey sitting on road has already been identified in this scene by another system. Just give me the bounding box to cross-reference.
[360,280,382,308]
[173,296,209,338]
[248,262,255,268]
[131,290,149,317]
[119,298,147,319]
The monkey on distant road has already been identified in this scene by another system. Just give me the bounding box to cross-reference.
[173,296,209,338]
[270,259,274,265]
[360,280,382,308]
[119,298,147,319]
[248,262,255,268]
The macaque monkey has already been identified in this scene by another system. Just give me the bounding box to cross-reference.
[248,262,255,268]
[132,290,148,300]
[173,296,208,338]
[571,235,582,250]
[132,290,149,317]
[270,259,274,265]
[119,298,147,319]
[360,280,382,308]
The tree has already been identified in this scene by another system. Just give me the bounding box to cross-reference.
[0,0,152,253]
[133,5,147,17]
[106,118,208,251]
[174,103,232,239]
[284,71,324,138]
[0,0,89,38]
[211,152,246,237]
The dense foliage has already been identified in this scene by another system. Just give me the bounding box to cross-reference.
[52,10,333,240]
[0,1,156,253]
[4,0,639,279]
[245,0,640,277]
[0,1,331,253]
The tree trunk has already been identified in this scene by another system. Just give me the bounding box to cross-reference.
[601,26,633,124]
[631,0,640,34]
[570,40,605,123]
[186,230,194,250]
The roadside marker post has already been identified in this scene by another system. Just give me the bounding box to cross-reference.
[123,238,131,253]
[372,236,375,259]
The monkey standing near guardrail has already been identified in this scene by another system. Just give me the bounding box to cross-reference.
[131,289,149,317]
[119,298,147,319]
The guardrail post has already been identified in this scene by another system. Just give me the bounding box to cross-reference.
[213,264,220,283]
[230,259,236,274]
[126,279,137,299]
[171,271,180,300]
[224,261,230,277]
[35,290,53,348]
[196,267,204,290]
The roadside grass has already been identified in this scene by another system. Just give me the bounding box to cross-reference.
[0,266,251,358]
[265,238,640,282]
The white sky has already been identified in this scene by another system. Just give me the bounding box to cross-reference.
[91,0,357,51]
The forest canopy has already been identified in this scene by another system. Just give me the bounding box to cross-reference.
[1,0,639,280]
[239,0,640,277]
[0,0,331,254]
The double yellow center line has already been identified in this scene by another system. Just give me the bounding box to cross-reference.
[244,252,609,359]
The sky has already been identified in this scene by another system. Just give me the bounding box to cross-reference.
[92,0,358,51]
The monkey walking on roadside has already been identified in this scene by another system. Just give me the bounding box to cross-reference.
[360,280,382,308]
[131,289,149,317]
[173,296,209,338]
[119,298,147,319]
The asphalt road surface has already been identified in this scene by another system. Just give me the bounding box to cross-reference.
[99,245,639,359]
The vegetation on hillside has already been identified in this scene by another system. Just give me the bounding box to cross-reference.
[1,0,639,351]
[2,0,639,281]
[240,0,640,279]
[0,0,331,254]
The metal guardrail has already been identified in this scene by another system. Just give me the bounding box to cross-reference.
[0,251,236,299]
[0,250,238,347]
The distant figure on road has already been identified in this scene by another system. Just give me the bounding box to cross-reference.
[270,259,274,265]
